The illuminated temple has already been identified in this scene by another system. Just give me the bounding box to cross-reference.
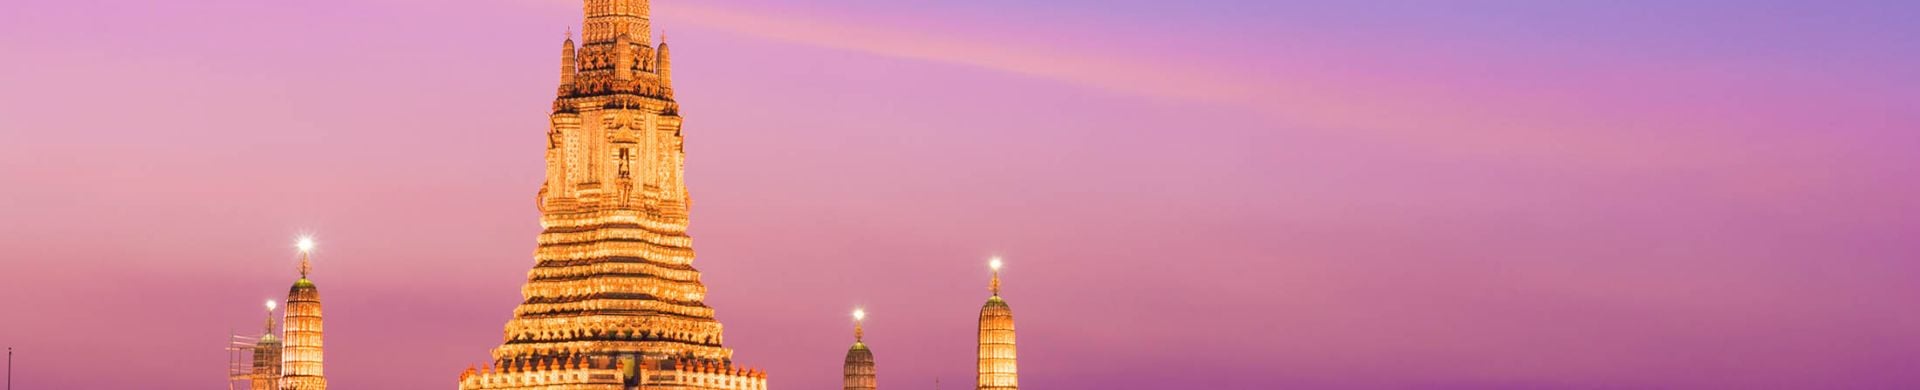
[235,239,326,390]
[455,0,767,389]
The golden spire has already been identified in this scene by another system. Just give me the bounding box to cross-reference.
[283,236,327,390]
[656,30,673,86]
[988,257,1003,296]
[852,308,866,342]
[295,237,315,278]
[978,256,1017,390]
[844,307,876,390]
[254,299,285,390]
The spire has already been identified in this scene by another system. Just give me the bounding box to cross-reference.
[988,257,1003,296]
[852,308,865,342]
[978,256,1017,390]
[253,298,285,390]
[283,236,326,390]
[295,237,314,278]
[560,28,578,95]
[264,300,278,335]
[656,31,672,87]
[844,308,876,390]
[297,253,311,279]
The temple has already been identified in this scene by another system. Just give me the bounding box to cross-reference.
[456,0,767,389]
[844,309,876,390]
[281,238,327,390]
[977,259,1017,390]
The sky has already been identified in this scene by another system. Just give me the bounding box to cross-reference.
[1,0,1918,388]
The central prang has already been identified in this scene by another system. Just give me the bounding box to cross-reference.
[456,1,767,389]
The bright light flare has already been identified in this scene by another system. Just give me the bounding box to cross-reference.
[989,257,1004,271]
[266,299,277,310]
[296,237,315,252]
[853,308,866,321]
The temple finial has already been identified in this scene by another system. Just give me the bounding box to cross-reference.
[566,26,572,41]
[852,308,866,341]
[988,257,1004,296]
[296,237,315,278]
[264,299,278,334]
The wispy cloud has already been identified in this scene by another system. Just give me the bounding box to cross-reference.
[663,3,1261,105]
[656,2,1883,181]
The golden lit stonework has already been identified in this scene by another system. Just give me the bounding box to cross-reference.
[456,1,767,389]
[977,258,1016,390]
[844,309,876,390]
[252,300,283,390]
[281,240,327,390]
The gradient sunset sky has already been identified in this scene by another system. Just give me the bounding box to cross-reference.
[2,0,1919,388]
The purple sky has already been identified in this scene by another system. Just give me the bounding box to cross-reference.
[3,0,1919,388]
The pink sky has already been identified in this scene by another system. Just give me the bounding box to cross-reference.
[2,0,1918,388]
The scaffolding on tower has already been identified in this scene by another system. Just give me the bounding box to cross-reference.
[226,307,283,390]
[226,332,261,390]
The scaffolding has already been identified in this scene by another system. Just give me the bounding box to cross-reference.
[227,332,258,390]
[227,331,281,390]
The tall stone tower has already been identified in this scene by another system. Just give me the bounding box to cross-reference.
[280,240,326,390]
[977,259,1017,390]
[457,1,767,389]
[844,309,876,390]
[252,300,283,390]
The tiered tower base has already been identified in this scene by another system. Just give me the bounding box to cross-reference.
[460,356,767,390]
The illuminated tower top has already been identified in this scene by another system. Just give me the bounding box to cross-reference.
[262,300,280,341]
[295,237,314,278]
[977,258,1017,390]
[582,0,652,44]
[252,300,283,390]
[845,308,876,390]
[281,238,326,390]
[988,258,1003,296]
